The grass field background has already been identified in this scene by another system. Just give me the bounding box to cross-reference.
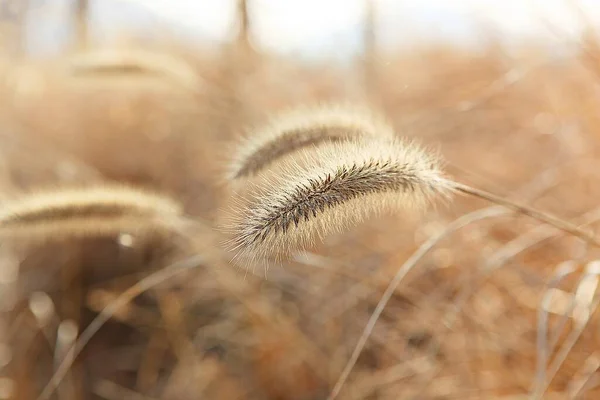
[2,1,600,399]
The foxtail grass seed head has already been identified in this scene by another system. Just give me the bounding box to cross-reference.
[65,48,201,89]
[0,184,184,241]
[226,103,397,182]
[222,138,452,264]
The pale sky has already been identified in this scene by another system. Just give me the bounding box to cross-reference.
[22,0,600,56]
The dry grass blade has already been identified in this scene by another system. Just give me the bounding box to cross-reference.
[93,379,158,400]
[534,295,600,400]
[226,103,397,181]
[568,352,600,398]
[531,260,600,399]
[534,262,578,397]
[453,182,600,248]
[222,138,451,263]
[0,184,184,240]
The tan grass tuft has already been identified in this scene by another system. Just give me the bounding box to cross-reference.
[0,184,184,240]
[225,103,397,181]
[221,138,451,263]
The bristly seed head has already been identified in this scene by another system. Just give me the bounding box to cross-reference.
[0,184,184,241]
[226,102,396,181]
[65,48,202,90]
[221,138,452,264]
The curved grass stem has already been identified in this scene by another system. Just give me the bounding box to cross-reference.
[452,181,600,248]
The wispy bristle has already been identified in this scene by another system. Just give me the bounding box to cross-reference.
[226,103,397,181]
[0,184,183,240]
[221,138,452,264]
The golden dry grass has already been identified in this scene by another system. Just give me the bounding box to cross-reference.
[2,17,600,400]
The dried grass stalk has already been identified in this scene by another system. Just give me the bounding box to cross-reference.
[226,103,397,181]
[222,138,451,263]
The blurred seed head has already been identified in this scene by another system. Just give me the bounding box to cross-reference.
[57,320,79,346]
[226,102,397,182]
[0,184,184,241]
[66,48,202,91]
[28,291,55,327]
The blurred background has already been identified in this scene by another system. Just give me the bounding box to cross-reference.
[3,1,600,399]
[9,0,600,56]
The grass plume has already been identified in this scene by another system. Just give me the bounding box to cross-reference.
[226,103,397,181]
[222,138,451,263]
[0,184,184,240]
[65,48,202,89]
